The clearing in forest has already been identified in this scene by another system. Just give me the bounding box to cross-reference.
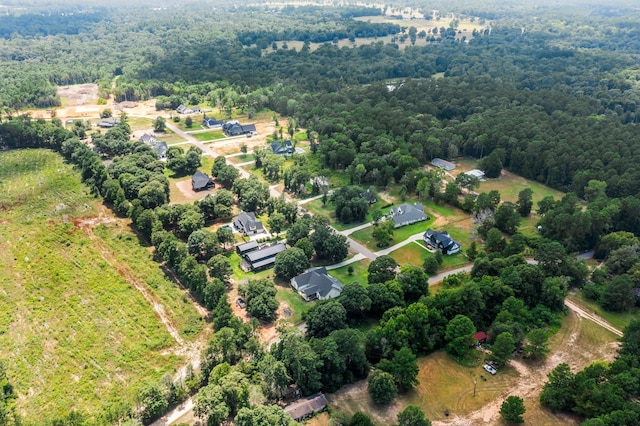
[327,309,620,425]
[0,149,205,421]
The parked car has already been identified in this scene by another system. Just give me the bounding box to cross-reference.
[236,298,246,309]
[483,364,497,375]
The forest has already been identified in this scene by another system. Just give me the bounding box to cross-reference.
[2,0,640,425]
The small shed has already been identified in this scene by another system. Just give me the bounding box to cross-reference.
[473,331,487,345]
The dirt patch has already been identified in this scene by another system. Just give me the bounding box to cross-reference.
[173,179,216,204]
[57,84,99,106]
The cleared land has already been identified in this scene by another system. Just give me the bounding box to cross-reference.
[327,308,620,425]
[0,149,204,420]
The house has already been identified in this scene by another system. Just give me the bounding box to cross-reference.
[388,203,428,228]
[271,140,293,155]
[244,243,286,271]
[190,106,202,114]
[233,211,265,235]
[473,331,487,345]
[465,169,485,181]
[223,121,257,137]
[202,117,224,129]
[361,187,377,204]
[139,133,157,145]
[284,393,328,422]
[191,171,215,191]
[291,267,344,301]
[236,240,259,255]
[176,104,190,114]
[152,141,168,160]
[431,158,456,171]
[97,117,121,128]
[423,229,461,255]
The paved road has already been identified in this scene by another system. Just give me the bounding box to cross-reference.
[164,121,217,157]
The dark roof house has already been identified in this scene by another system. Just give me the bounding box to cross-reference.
[236,240,259,255]
[284,393,328,422]
[202,117,224,129]
[388,203,428,228]
[423,229,461,255]
[223,121,257,136]
[291,267,343,301]
[361,187,377,204]
[191,171,215,192]
[244,243,286,271]
[152,141,168,160]
[233,211,265,235]
[271,140,293,155]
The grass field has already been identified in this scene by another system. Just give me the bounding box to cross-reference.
[275,286,311,324]
[454,158,564,205]
[190,130,225,141]
[0,149,203,420]
[350,218,435,252]
[566,291,638,332]
[388,242,432,267]
[228,154,255,164]
[328,260,371,287]
[159,129,188,144]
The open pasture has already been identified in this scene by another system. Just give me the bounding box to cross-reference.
[0,149,203,420]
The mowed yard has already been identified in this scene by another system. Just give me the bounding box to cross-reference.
[0,149,204,421]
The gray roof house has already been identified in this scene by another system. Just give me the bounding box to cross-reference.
[284,393,329,422]
[291,267,343,301]
[139,133,158,145]
[202,117,224,129]
[388,203,428,228]
[176,104,192,114]
[271,140,293,155]
[152,141,168,160]
[244,243,286,271]
[97,117,121,128]
[191,171,214,191]
[233,211,265,235]
[423,229,461,255]
[431,158,456,171]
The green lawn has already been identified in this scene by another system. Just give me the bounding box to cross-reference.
[388,242,432,267]
[276,286,312,324]
[327,259,371,287]
[190,130,225,141]
[227,252,272,282]
[0,149,202,421]
[228,154,255,164]
[127,116,153,132]
[455,158,564,204]
[350,217,435,252]
[158,129,188,144]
